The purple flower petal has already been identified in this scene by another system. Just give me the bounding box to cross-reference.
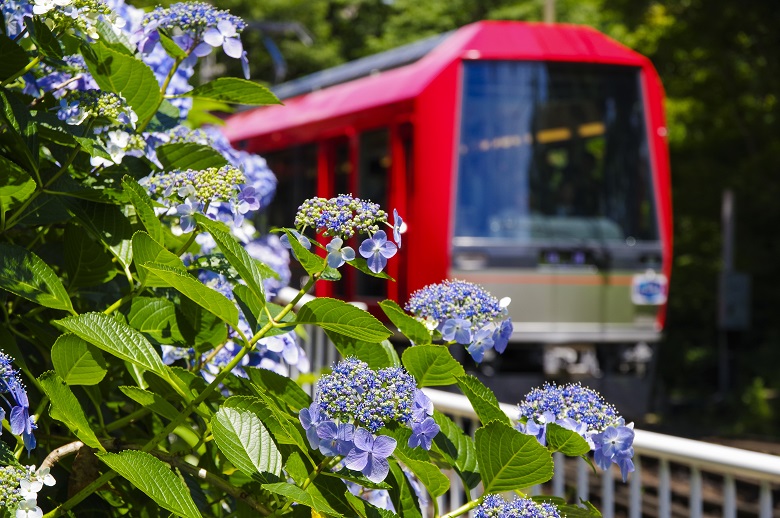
[202,27,224,47]
[344,449,369,472]
[371,435,397,458]
[223,37,243,59]
[363,454,390,483]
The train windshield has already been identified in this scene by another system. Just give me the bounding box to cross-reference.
[454,61,657,245]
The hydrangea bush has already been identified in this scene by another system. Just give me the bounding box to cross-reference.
[0,1,629,516]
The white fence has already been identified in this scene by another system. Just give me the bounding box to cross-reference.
[279,289,780,517]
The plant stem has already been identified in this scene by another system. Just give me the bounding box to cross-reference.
[0,55,42,88]
[105,408,150,432]
[439,497,483,518]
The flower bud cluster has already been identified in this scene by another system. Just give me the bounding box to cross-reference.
[139,2,249,76]
[288,195,402,274]
[299,358,440,483]
[0,466,28,510]
[475,494,561,518]
[32,0,117,41]
[0,352,36,451]
[57,90,137,128]
[516,382,635,481]
[405,280,513,362]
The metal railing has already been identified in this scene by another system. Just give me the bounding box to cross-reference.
[277,289,780,517]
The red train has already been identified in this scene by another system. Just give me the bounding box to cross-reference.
[224,21,672,398]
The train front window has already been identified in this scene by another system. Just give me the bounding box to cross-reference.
[454,61,657,245]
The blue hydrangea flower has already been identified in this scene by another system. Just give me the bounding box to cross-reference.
[492,318,513,354]
[441,318,472,345]
[280,229,311,255]
[408,417,440,450]
[466,326,494,363]
[0,353,36,451]
[326,237,356,268]
[176,197,202,233]
[392,208,403,248]
[358,230,397,274]
[593,424,635,481]
[475,494,561,518]
[316,421,355,457]
[411,389,433,423]
[344,428,397,483]
[299,403,324,450]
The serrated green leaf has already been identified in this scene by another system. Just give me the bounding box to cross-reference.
[56,312,167,378]
[432,410,480,489]
[283,451,310,486]
[455,374,511,425]
[0,156,36,211]
[224,395,308,451]
[245,367,310,411]
[326,332,400,369]
[97,450,202,518]
[64,223,117,288]
[345,491,399,518]
[140,262,239,327]
[127,296,185,344]
[321,469,392,491]
[0,244,73,312]
[195,214,266,303]
[0,91,38,173]
[475,421,553,492]
[185,78,281,105]
[379,300,431,345]
[347,257,395,280]
[94,18,134,55]
[248,299,296,337]
[51,334,108,385]
[265,476,355,517]
[119,386,180,421]
[212,406,282,483]
[263,482,340,517]
[0,33,30,81]
[545,423,592,456]
[81,41,161,125]
[283,229,324,276]
[132,231,186,287]
[123,176,164,244]
[157,30,187,59]
[530,496,603,518]
[155,142,229,171]
[402,346,464,386]
[25,17,63,59]
[0,441,22,468]
[145,100,180,133]
[296,297,391,342]
[38,371,103,450]
[387,461,422,518]
[67,200,134,269]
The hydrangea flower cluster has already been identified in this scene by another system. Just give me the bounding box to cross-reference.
[57,90,137,128]
[139,2,249,77]
[23,55,98,98]
[144,166,245,232]
[516,382,635,481]
[474,494,561,518]
[31,0,119,40]
[0,465,56,518]
[288,195,402,274]
[0,353,36,452]
[299,358,439,483]
[405,280,513,362]
[1,0,33,39]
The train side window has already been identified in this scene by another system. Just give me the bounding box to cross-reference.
[356,129,390,299]
[264,144,318,232]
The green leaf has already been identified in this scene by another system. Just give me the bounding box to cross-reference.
[185,78,282,105]
[263,482,340,517]
[475,421,553,492]
[387,461,422,518]
[25,17,63,59]
[223,395,308,451]
[97,450,202,518]
[195,214,266,303]
[132,232,186,287]
[127,296,185,344]
[0,156,36,212]
[56,312,167,378]
[455,374,511,425]
[0,91,38,173]
[140,263,239,327]
[212,406,282,483]
[38,371,103,450]
[296,297,391,342]
[0,33,30,81]
[388,427,450,498]
[283,451,310,486]
[379,300,431,345]
[327,333,400,369]
[283,229,325,276]
[345,492,399,518]
[245,367,311,412]
[545,423,592,457]
[67,200,134,269]
[51,334,108,385]
[247,300,296,337]
[177,297,229,350]
[347,257,394,280]
[81,41,161,125]
[0,244,73,312]
[432,411,480,489]
[94,18,134,55]
[402,346,464,386]
[158,30,187,59]
[264,476,355,517]
[156,142,229,171]
[530,496,603,518]
[119,386,180,421]
[123,176,164,244]
[64,224,118,288]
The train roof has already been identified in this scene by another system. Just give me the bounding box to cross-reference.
[223,20,653,142]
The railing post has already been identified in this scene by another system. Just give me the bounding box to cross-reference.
[629,456,642,518]
[577,456,589,502]
[659,458,671,518]
[601,467,614,518]
[552,452,565,497]
[758,480,773,518]
[690,466,702,518]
